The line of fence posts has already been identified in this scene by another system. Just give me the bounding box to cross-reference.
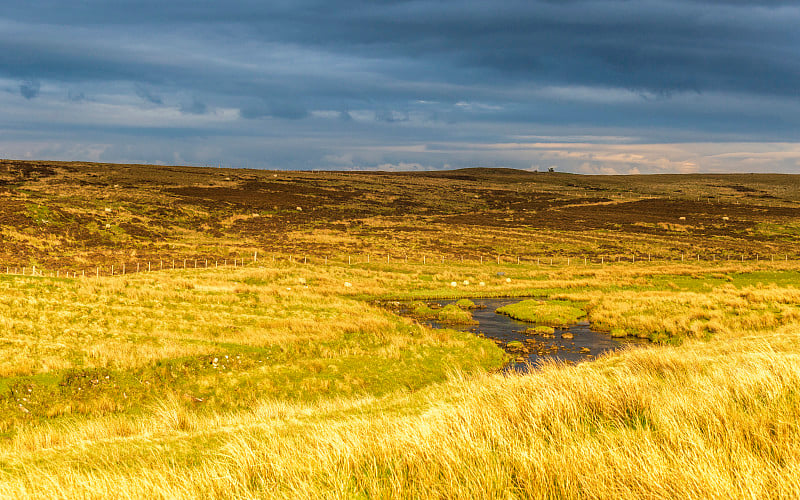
[1,252,796,278]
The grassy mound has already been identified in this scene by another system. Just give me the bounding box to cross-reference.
[497,299,585,326]
[437,304,477,325]
[455,299,477,309]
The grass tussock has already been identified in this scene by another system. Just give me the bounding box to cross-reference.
[436,304,477,325]
[497,299,586,326]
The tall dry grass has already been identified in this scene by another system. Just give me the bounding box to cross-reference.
[2,329,799,499]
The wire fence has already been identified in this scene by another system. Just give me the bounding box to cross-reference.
[3,250,798,279]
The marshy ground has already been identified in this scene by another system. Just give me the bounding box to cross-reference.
[1,160,799,498]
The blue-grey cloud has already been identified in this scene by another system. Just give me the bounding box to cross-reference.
[135,86,163,105]
[240,100,309,120]
[0,0,798,172]
[19,79,40,99]
[180,98,207,115]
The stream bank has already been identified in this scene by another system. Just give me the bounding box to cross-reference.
[391,297,648,372]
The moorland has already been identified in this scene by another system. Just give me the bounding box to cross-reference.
[1,159,799,498]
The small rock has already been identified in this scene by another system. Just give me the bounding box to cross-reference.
[561,332,574,339]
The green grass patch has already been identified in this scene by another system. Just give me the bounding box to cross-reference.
[496,299,585,326]
[455,299,477,309]
[436,304,477,325]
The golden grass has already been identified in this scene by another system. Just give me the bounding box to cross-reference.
[1,329,799,499]
[0,268,419,376]
[1,256,800,498]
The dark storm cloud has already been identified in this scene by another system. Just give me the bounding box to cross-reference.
[0,0,799,171]
[2,0,798,98]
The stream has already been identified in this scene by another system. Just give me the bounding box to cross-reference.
[394,297,649,372]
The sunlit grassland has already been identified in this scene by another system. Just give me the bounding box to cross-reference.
[1,313,799,499]
[0,262,522,430]
[1,248,800,497]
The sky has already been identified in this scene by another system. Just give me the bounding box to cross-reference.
[1,0,799,174]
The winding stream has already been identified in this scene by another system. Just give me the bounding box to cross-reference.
[398,297,649,372]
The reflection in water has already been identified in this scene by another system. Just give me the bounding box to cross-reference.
[406,297,649,372]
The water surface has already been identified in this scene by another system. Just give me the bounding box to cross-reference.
[400,297,649,372]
